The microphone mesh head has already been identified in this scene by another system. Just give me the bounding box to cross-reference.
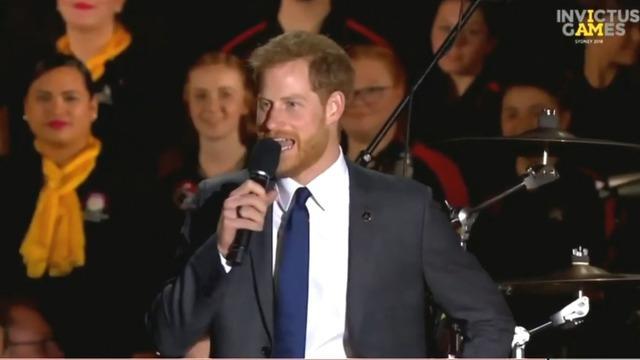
[248,138,281,178]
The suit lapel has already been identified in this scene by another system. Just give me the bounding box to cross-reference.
[345,163,379,354]
[250,207,274,343]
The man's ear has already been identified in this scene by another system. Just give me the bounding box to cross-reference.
[325,91,346,126]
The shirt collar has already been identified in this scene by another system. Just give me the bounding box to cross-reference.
[276,149,349,212]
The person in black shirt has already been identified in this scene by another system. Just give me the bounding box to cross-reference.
[341,44,469,207]
[413,0,504,205]
[0,53,171,358]
[220,0,391,59]
[567,0,640,144]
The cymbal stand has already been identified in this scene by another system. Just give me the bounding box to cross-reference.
[445,165,559,357]
[511,294,590,359]
[448,164,560,249]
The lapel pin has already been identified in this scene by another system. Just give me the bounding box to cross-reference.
[362,211,372,223]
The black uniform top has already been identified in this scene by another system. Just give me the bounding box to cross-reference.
[0,144,175,357]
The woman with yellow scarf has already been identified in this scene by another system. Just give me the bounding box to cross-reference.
[54,0,178,173]
[0,54,172,357]
[7,0,180,175]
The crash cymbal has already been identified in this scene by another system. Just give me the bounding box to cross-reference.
[434,127,640,175]
[500,264,640,295]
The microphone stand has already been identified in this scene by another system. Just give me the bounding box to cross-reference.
[355,0,485,167]
[449,164,559,249]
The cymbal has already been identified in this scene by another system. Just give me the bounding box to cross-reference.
[500,264,640,295]
[433,127,640,174]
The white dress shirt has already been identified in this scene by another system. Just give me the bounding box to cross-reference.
[272,152,350,359]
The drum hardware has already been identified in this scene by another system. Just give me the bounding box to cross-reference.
[448,109,565,248]
[443,114,562,356]
[511,294,590,359]
[597,172,640,199]
[448,163,559,249]
[500,247,640,296]
[444,161,559,357]
[434,110,640,176]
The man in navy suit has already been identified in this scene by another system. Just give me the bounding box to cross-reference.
[147,31,514,358]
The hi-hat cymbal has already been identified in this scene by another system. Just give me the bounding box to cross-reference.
[500,264,640,295]
[434,127,640,175]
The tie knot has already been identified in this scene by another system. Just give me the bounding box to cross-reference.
[293,187,311,208]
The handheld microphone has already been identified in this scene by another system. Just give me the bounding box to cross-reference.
[227,138,281,265]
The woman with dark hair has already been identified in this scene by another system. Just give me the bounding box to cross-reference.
[0,54,170,357]
[6,0,179,174]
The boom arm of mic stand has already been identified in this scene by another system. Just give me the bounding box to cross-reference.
[451,164,560,248]
[356,0,484,166]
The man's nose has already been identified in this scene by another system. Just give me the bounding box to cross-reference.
[262,107,285,132]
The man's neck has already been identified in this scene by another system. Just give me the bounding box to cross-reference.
[66,22,115,62]
[584,45,618,89]
[291,143,341,185]
[277,0,331,33]
[198,135,247,178]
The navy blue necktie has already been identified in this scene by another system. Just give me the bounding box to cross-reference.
[273,187,312,358]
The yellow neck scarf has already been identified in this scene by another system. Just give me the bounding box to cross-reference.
[20,137,102,278]
[57,23,132,81]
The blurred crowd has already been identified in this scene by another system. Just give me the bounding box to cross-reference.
[1,0,640,357]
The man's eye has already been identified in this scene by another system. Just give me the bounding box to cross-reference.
[286,101,297,108]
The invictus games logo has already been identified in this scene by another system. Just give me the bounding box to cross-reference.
[557,8,640,43]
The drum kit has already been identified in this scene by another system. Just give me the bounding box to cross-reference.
[433,109,640,358]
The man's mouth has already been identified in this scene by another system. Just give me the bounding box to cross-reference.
[272,137,295,151]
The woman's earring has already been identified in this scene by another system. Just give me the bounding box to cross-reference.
[22,114,28,121]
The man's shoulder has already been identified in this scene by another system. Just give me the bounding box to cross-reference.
[348,161,432,199]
